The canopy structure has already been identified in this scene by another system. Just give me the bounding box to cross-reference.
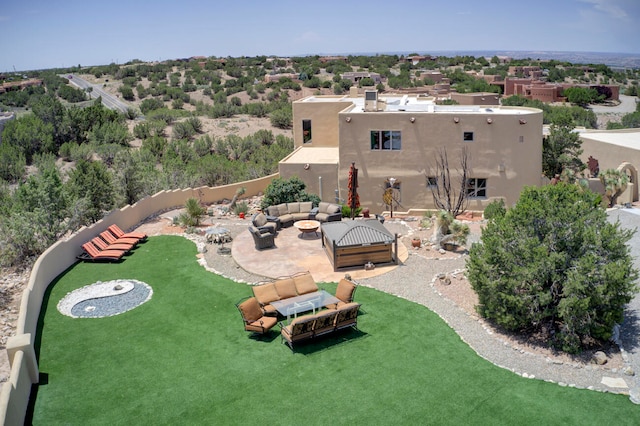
[321,219,397,270]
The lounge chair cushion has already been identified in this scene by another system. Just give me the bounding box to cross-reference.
[238,297,263,322]
[267,206,280,217]
[294,273,318,295]
[287,202,300,213]
[336,279,357,303]
[299,201,313,212]
[253,213,268,227]
[275,278,297,299]
[253,283,280,305]
[277,203,288,216]
[282,314,316,343]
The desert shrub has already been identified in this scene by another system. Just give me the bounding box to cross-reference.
[467,184,638,353]
[260,176,319,209]
[140,98,165,114]
[270,107,292,129]
[232,201,249,216]
[341,205,362,218]
[177,197,205,227]
[482,199,506,220]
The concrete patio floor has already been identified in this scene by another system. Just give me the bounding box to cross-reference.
[231,223,409,283]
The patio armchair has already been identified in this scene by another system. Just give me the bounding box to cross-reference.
[248,226,276,250]
[236,297,278,335]
[251,212,279,234]
[329,278,358,309]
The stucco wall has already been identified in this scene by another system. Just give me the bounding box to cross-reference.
[292,98,350,148]
[335,107,543,213]
[0,175,276,425]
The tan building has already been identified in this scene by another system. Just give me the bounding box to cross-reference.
[577,129,640,204]
[281,90,543,214]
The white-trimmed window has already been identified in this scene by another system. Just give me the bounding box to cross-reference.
[371,130,401,150]
[466,178,487,198]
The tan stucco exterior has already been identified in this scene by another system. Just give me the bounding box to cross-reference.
[287,92,544,213]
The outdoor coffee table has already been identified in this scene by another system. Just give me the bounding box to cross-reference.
[293,220,321,238]
[271,290,340,322]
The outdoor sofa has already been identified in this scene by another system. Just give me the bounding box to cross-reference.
[252,271,319,315]
[279,302,361,350]
[265,201,342,228]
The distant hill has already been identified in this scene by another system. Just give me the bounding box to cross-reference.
[313,50,640,69]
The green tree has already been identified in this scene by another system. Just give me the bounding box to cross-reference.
[0,143,26,183]
[542,118,585,179]
[65,160,115,224]
[269,107,292,129]
[260,176,320,209]
[467,184,638,353]
[1,114,55,163]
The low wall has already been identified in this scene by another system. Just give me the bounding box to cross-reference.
[0,174,276,424]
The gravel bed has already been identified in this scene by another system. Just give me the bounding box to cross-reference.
[58,279,153,318]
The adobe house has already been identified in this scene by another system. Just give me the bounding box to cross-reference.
[280,89,543,214]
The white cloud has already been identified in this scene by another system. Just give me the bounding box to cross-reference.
[578,0,629,20]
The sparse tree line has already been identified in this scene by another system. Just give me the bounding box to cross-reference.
[0,85,293,267]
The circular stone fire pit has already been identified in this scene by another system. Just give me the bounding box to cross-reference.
[57,279,153,318]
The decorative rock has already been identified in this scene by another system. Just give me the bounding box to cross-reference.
[113,284,123,291]
[630,386,640,404]
[623,366,635,376]
[592,351,608,365]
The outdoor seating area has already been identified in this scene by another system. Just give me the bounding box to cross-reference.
[242,272,361,349]
[265,201,342,228]
[77,225,148,262]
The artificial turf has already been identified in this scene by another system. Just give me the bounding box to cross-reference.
[29,235,638,425]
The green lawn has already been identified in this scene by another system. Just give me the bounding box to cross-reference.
[30,236,637,425]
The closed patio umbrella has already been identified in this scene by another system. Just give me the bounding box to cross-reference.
[348,162,360,219]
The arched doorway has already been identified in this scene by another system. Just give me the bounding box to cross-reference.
[617,162,638,202]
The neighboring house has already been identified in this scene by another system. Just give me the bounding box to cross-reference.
[280,89,543,214]
[493,78,620,102]
[342,72,383,85]
[577,129,640,204]
[264,73,300,83]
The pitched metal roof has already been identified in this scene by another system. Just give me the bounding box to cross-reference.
[321,219,395,247]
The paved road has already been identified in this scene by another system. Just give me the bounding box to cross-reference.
[67,74,132,113]
[589,94,638,114]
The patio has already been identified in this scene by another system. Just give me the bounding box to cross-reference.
[230,220,409,282]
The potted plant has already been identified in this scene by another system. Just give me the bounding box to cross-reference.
[411,237,422,248]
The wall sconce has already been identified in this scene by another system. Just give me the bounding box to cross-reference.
[345,117,352,123]
[487,118,493,124]
[453,117,460,123]
[498,162,505,172]
[519,119,527,125]
[410,117,415,123]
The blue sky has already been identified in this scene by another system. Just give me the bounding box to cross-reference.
[1,0,639,72]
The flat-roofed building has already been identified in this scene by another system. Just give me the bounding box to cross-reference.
[283,90,543,213]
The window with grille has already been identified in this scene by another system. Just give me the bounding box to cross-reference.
[466,178,487,198]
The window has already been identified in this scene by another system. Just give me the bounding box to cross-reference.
[463,132,474,142]
[371,130,401,150]
[302,119,312,143]
[518,135,524,143]
[426,176,437,187]
[466,178,487,198]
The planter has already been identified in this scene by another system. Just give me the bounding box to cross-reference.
[362,208,370,218]
[411,238,422,248]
